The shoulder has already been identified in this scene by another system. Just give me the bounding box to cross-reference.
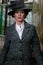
[5,22,15,35]
[24,21,37,35]
[24,21,36,30]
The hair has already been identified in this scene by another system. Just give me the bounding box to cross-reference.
[12,9,28,18]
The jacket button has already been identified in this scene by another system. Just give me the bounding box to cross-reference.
[20,58,22,60]
[19,49,22,51]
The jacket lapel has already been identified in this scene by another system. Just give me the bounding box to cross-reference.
[10,22,20,41]
[11,21,30,41]
[22,21,30,40]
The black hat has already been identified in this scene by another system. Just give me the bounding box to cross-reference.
[8,0,32,17]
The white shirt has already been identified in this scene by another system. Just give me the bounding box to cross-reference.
[15,22,24,39]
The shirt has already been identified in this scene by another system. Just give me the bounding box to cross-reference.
[15,22,24,39]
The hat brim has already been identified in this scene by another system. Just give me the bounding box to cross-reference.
[8,8,32,17]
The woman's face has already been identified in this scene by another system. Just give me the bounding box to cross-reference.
[14,9,25,23]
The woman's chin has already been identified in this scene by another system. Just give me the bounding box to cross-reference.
[17,19,23,22]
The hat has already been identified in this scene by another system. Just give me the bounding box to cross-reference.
[8,0,32,17]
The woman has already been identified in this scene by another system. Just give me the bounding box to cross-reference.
[0,0,43,65]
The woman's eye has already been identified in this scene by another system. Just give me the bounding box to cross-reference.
[15,11,18,13]
[21,11,24,13]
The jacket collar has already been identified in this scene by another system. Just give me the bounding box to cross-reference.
[11,21,30,41]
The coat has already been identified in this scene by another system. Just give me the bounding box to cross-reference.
[0,21,43,65]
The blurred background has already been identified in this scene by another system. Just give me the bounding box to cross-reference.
[0,0,43,65]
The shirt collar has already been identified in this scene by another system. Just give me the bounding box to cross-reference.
[16,21,24,30]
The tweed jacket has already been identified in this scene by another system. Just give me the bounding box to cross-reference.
[0,21,43,65]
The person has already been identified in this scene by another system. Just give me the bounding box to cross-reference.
[0,0,43,65]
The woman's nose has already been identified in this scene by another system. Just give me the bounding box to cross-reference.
[18,12,21,15]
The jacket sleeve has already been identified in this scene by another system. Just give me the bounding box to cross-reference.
[0,27,10,65]
[32,26,43,65]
